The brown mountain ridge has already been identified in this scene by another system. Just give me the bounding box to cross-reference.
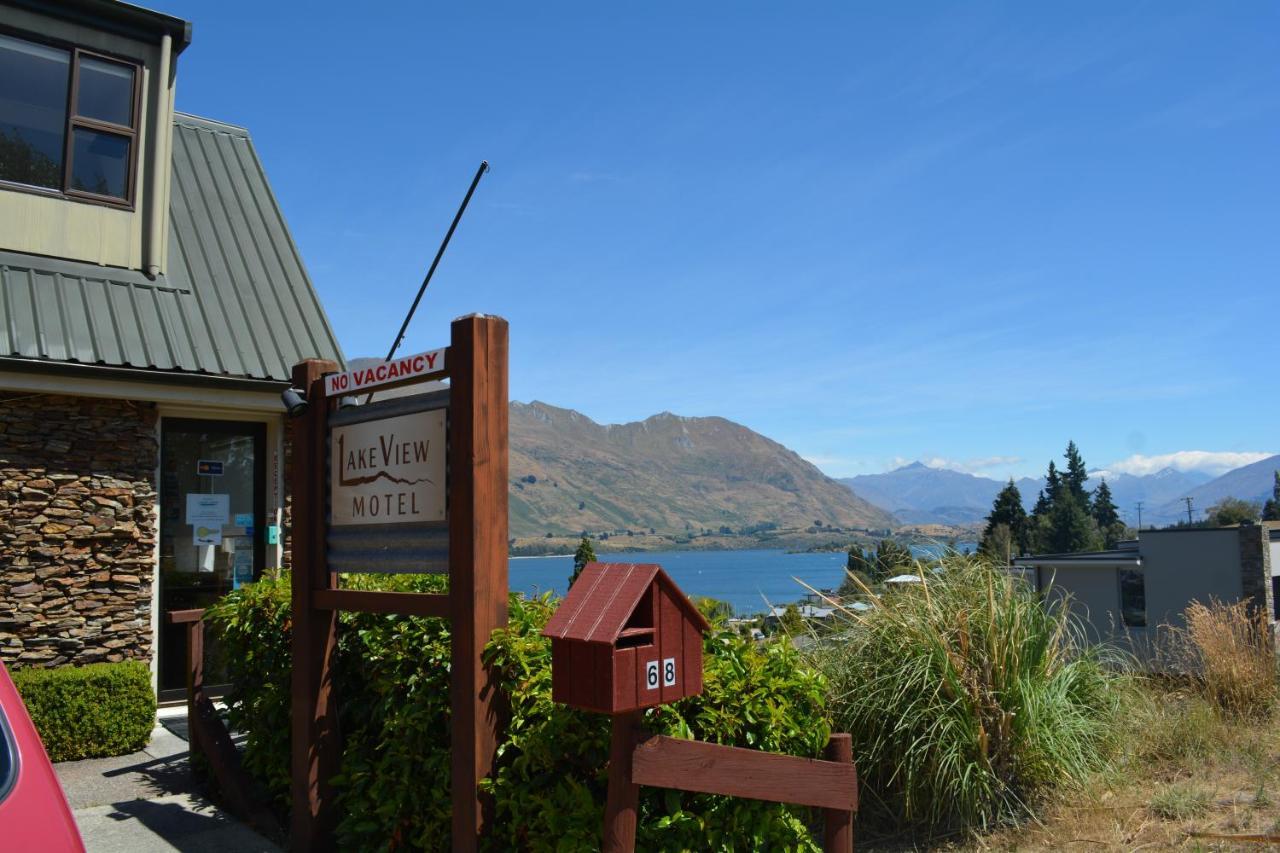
[508,401,895,539]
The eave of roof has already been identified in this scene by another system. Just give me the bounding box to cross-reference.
[1013,550,1142,568]
[4,0,192,53]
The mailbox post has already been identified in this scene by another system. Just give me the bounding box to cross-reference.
[543,562,858,853]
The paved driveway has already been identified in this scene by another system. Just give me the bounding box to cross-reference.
[54,711,280,852]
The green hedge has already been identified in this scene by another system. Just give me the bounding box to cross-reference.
[12,660,156,762]
[206,572,832,851]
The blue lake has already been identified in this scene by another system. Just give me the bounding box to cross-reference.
[510,544,974,615]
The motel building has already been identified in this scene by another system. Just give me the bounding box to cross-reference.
[0,0,344,700]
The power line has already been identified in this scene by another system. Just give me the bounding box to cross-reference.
[1135,501,1143,531]
[1183,496,1194,525]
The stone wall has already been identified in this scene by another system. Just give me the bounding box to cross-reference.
[0,393,158,668]
[1238,522,1273,623]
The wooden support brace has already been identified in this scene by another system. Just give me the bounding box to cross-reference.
[313,589,450,617]
[606,730,858,853]
[630,734,858,811]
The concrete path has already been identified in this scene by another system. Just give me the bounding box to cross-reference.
[54,708,280,852]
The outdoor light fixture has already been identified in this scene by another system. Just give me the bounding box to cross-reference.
[281,387,309,418]
[338,395,361,410]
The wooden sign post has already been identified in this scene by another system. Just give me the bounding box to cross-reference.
[290,314,508,852]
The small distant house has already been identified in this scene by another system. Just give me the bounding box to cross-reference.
[0,0,343,699]
[1013,522,1278,659]
[763,603,835,631]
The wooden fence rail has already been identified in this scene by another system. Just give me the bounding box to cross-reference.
[604,712,857,852]
[165,609,281,842]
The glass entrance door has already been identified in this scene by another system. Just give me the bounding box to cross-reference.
[158,419,266,695]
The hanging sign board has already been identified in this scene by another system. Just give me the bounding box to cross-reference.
[323,348,446,397]
[329,409,447,526]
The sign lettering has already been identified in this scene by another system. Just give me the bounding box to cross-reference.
[324,347,446,397]
[330,409,446,526]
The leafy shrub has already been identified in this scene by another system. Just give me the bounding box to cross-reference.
[1172,599,1276,717]
[204,570,294,807]
[206,572,831,851]
[806,555,1121,832]
[13,660,155,762]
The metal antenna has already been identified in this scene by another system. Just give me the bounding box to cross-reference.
[368,160,490,402]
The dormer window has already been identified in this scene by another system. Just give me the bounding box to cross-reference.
[0,30,140,207]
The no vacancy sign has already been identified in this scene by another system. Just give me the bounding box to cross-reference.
[330,409,446,525]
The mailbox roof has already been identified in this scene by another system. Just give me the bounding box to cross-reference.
[542,562,709,645]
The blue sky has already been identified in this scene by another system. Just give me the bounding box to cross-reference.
[164,1,1278,479]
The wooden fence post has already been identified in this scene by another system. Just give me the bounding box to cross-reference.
[448,315,510,850]
[602,711,644,853]
[290,358,340,851]
[185,616,204,767]
[823,733,855,853]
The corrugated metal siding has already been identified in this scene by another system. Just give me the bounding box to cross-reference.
[0,112,344,382]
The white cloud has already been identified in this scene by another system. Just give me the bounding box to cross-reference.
[1102,450,1275,478]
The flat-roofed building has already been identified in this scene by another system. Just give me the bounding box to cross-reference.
[1013,522,1278,662]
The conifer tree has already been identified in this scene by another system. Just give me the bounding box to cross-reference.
[1091,478,1125,548]
[1263,471,1280,522]
[1092,479,1119,527]
[568,535,596,588]
[1063,440,1090,505]
[1030,488,1051,519]
[1045,491,1102,553]
[1044,461,1063,504]
[979,480,1028,562]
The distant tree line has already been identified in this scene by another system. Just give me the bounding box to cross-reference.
[978,441,1126,563]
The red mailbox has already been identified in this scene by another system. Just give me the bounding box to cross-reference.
[543,562,710,714]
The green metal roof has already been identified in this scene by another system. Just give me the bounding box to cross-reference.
[0,113,345,384]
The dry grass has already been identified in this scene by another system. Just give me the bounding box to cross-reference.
[941,681,1280,851]
[1175,600,1278,717]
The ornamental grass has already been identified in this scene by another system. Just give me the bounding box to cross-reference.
[803,554,1122,834]
[1170,598,1277,718]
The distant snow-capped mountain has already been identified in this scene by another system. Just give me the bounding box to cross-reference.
[839,459,1257,528]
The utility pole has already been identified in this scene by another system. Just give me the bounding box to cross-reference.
[1135,501,1143,532]
[1183,496,1194,525]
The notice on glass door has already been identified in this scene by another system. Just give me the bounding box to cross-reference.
[193,526,222,546]
[187,493,229,545]
[186,493,230,526]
